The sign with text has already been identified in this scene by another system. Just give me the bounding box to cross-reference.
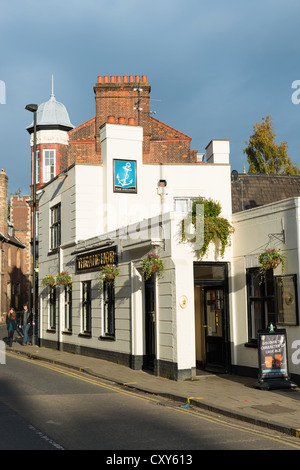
[76,246,117,273]
[258,329,289,381]
[113,159,137,193]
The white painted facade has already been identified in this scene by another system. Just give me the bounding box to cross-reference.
[37,121,300,382]
[38,122,233,380]
[231,197,300,380]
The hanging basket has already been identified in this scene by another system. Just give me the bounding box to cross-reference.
[42,275,56,289]
[265,258,282,270]
[258,249,285,282]
[99,264,120,287]
[141,254,164,280]
[151,264,160,274]
[56,272,72,288]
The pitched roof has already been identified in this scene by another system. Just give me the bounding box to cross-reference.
[231,174,300,213]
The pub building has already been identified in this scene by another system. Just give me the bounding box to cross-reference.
[30,75,300,382]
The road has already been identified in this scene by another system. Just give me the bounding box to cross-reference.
[1,345,300,454]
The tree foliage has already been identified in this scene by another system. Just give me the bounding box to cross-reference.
[244,116,300,175]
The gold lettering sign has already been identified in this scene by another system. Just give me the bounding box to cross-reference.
[76,247,117,273]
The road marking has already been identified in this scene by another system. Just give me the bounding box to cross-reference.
[5,352,159,403]
[170,404,300,449]
[28,424,64,450]
[6,351,300,449]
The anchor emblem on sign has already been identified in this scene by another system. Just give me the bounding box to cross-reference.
[116,162,133,187]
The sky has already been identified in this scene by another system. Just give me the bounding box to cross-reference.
[1,0,300,195]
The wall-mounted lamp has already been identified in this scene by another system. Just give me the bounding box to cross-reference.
[157,179,168,196]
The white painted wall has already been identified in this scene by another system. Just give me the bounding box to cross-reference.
[231,197,300,375]
[31,129,70,146]
[99,123,232,237]
[38,122,233,377]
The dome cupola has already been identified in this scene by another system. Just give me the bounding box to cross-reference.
[27,77,74,134]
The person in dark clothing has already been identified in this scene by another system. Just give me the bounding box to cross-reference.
[14,311,23,339]
[20,304,32,345]
[6,307,17,347]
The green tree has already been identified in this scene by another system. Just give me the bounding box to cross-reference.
[244,115,300,175]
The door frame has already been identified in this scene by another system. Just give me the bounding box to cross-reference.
[194,263,231,373]
[143,275,156,371]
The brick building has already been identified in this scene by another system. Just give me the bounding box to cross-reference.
[25,75,300,383]
[26,75,199,189]
[0,169,31,320]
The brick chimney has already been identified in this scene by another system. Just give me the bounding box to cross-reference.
[94,75,151,154]
[0,169,8,236]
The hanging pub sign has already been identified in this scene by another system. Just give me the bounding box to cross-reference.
[113,159,137,193]
[255,327,296,390]
[76,246,117,273]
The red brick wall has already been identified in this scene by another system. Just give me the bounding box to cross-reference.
[64,75,197,169]
[31,143,68,192]
[9,196,32,312]
[0,187,31,317]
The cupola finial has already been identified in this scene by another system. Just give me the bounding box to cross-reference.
[51,74,55,98]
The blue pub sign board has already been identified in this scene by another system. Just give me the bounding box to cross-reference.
[113,159,137,193]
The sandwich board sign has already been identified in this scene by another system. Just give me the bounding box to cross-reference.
[255,326,296,390]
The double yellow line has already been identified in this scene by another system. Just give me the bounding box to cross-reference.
[6,351,300,450]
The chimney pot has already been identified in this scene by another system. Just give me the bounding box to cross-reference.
[107,116,115,123]
[110,76,115,83]
[135,75,140,83]
[116,76,122,83]
[129,76,134,83]
[142,75,147,82]
[104,76,109,83]
[97,76,103,83]
[128,118,136,125]
[118,117,126,124]
[123,76,128,83]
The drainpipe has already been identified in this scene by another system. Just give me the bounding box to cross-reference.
[0,240,2,321]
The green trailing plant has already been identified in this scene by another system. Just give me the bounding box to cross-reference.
[141,254,164,280]
[99,264,120,287]
[41,275,56,289]
[56,271,72,289]
[181,197,234,258]
[258,248,285,282]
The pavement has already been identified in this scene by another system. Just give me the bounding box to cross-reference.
[4,336,300,439]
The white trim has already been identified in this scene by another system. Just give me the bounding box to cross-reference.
[43,149,56,183]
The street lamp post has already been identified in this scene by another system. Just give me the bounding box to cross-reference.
[25,103,38,346]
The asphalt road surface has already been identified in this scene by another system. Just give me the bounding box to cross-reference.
[1,343,300,454]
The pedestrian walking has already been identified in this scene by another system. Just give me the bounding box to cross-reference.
[20,304,32,345]
[15,311,24,339]
[6,307,17,347]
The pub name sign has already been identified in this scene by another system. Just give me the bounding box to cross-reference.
[76,246,117,273]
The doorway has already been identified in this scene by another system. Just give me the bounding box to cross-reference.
[194,263,230,373]
[143,276,156,370]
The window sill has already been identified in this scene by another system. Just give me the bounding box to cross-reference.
[244,341,258,348]
[99,335,115,341]
[78,332,91,338]
[46,328,56,334]
[47,248,59,256]
[62,330,72,335]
